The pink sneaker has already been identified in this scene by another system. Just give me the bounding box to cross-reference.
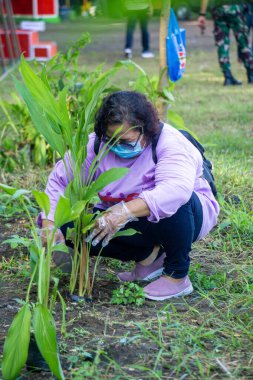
[143,276,193,301]
[117,253,166,282]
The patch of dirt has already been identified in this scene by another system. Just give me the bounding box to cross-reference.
[0,215,193,379]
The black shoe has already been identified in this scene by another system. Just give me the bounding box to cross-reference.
[223,70,242,86]
[247,68,253,84]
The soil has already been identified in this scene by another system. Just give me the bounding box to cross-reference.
[0,213,224,380]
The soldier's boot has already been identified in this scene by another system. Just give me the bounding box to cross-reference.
[247,68,253,84]
[223,70,242,86]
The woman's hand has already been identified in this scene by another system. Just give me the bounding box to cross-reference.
[40,219,65,246]
[86,202,138,247]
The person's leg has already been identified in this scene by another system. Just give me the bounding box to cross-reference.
[147,192,203,279]
[99,193,202,282]
[230,4,253,83]
[237,4,249,62]
[139,9,149,52]
[212,6,241,85]
[143,193,203,300]
[139,9,154,58]
[125,10,137,57]
[59,194,203,288]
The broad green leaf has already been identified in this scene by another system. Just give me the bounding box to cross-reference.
[114,60,146,76]
[84,168,128,201]
[14,79,65,157]
[113,228,139,239]
[167,110,185,130]
[58,88,72,146]
[3,235,30,248]
[54,195,80,228]
[33,304,64,380]
[162,88,175,102]
[2,303,31,380]
[29,244,40,279]
[71,200,87,216]
[32,190,50,217]
[41,66,51,90]
[81,223,94,235]
[52,243,69,253]
[84,75,109,126]
[82,213,95,227]
[19,56,59,120]
[0,183,17,195]
[12,189,30,200]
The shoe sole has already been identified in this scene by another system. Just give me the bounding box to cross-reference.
[144,285,193,301]
[117,267,164,282]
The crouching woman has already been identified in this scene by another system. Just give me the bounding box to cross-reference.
[40,91,219,301]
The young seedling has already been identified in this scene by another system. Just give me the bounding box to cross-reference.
[0,184,80,380]
[111,282,145,306]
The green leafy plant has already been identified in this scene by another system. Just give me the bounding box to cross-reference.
[0,184,83,380]
[111,282,145,306]
[0,96,54,172]
[0,34,91,173]
[14,56,133,300]
[115,60,185,130]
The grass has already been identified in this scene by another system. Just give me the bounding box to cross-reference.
[0,18,253,379]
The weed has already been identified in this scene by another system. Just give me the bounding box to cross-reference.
[111,282,145,306]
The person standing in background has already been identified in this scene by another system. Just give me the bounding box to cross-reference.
[238,4,253,62]
[198,0,253,85]
[124,0,154,59]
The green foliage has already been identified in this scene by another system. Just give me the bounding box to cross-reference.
[0,185,71,379]
[2,303,31,380]
[115,60,174,108]
[219,198,253,240]
[15,53,130,299]
[33,304,64,379]
[0,96,53,172]
[189,263,227,291]
[32,190,50,217]
[0,34,92,173]
[111,282,145,306]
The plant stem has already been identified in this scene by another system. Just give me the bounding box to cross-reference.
[25,261,39,303]
[79,235,88,296]
[0,100,19,135]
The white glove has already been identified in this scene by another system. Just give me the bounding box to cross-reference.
[86,202,138,247]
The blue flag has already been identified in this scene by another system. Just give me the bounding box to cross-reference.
[166,9,186,82]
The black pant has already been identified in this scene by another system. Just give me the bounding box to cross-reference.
[125,9,150,52]
[61,193,203,279]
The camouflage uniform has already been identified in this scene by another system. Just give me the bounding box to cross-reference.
[211,4,253,72]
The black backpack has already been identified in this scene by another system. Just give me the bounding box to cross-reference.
[94,122,217,197]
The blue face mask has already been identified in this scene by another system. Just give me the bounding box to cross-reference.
[110,140,144,159]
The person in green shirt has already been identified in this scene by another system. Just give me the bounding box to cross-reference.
[198,0,253,85]
[124,0,154,59]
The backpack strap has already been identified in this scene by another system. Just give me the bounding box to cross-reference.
[94,135,101,156]
[151,124,217,196]
[151,121,164,164]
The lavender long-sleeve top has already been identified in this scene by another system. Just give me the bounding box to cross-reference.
[41,123,219,240]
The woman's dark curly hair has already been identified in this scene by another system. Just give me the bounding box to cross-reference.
[94,91,160,139]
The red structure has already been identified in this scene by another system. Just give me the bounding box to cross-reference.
[0,0,58,62]
[0,29,58,60]
[12,0,58,20]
